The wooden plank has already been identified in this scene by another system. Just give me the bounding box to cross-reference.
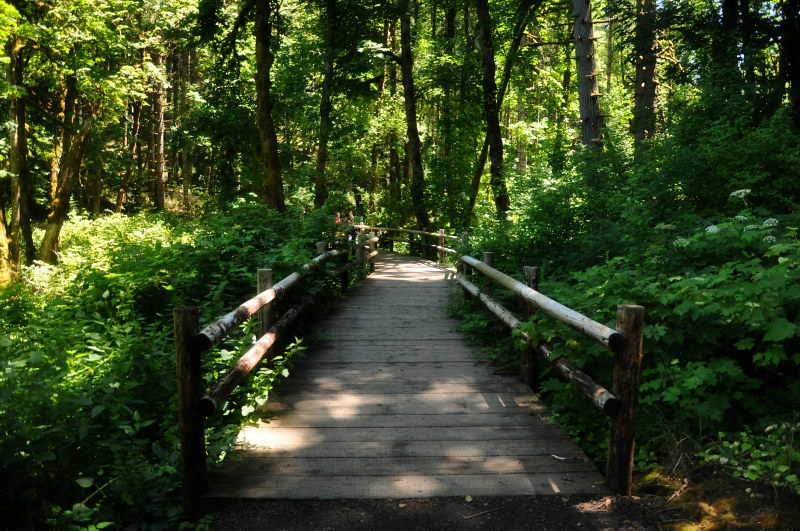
[233,425,570,443]
[218,455,595,477]
[206,472,605,499]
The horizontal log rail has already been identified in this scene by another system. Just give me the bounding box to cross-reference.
[175,233,377,516]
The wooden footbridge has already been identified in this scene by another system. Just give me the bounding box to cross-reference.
[174,228,644,515]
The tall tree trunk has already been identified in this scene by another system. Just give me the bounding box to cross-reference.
[314,0,336,209]
[572,0,603,149]
[399,0,429,228]
[255,0,286,211]
[465,0,537,226]
[0,211,11,287]
[781,0,800,127]
[115,100,142,213]
[40,116,93,264]
[152,52,166,210]
[7,34,31,269]
[475,0,510,219]
[632,0,658,157]
[180,50,194,210]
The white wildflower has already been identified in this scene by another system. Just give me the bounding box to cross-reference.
[706,225,719,233]
[655,223,675,231]
[763,235,777,244]
[673,238,690,249]
[730,189,751,198]
[744,225,759,231]
[763,218,779,227]
[719,457,729,465]
[735,215,748,221]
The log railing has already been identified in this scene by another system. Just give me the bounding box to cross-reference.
[175,232,378,515]
[356,224,644,496]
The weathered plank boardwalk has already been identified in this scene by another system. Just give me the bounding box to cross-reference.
[205,252,607,499]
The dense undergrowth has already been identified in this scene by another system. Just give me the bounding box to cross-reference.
[0,204,344,530]
[452,104,800,500]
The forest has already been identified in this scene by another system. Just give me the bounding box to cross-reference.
[1,0,799,527]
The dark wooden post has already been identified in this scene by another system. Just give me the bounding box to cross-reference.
[389,231,394,252]
[369,231,376,273]
[317,241,327,255]
[438,229,445,263]
[174,306,206,516]
[482,252,494,297]
[606,304,645,495]
[257,269,273,339]
[409,231,415,256]
[357,231,366,281]
[339,239,350,293]
[521,266,540,389]
[422,228,429,260]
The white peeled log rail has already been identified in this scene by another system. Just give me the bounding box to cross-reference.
[457,275,620,416]
[459,254,626,354]
[196,249,349,351]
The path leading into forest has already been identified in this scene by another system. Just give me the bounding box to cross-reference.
[205,253,607,500]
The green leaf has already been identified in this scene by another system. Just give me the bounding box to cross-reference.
[763,317,797,342]
[75,477,94,488]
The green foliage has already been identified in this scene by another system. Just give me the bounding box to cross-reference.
[699,419,800,496]
[0,204,340,529]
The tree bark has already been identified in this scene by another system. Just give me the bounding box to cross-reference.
[632,0,658,156]
[40,115,93,264]
[255,0,286,212]
[572,0,603,149]
[474,0,510,219]
[115,100,142,213]
[465,0,538,226]
[781,0,800,127]
[7,34,34,268]
[399,0,429,227]
[314,0,336,209]
[152,52,166,210]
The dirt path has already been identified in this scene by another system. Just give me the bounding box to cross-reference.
[207,494,669,530]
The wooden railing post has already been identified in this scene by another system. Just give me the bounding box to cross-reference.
[438,229,445,263]
[482,252,494,297]
[606,304,645,495]
[340,242,350,293]
[409,231,415,256]
[422,227,429,260]
[369,231,376,273]
[357,231,366,281]
[317,241,327,255]
[174,306,206,516]
[257,269,273,339]
[521,266,540,389]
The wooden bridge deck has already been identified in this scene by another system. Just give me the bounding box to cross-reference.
[205,252,607,499]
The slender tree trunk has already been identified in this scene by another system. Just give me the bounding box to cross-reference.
[116,101,142,213]
[572,0,603,149]
[475,0,510,219]
[465,0,537,226]
[632,0,658,156]
[91,160,103,216]
[40,116,93,264]
[399,0,429,227]
[781,0,800,127]
[7,34,27,269]
[152,52,166,210]
[0,212,11,287]
[314,0,336,209]
[255,0,286,212]
[180,50,193,210]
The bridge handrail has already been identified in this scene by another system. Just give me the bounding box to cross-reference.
[174,232,378,516]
